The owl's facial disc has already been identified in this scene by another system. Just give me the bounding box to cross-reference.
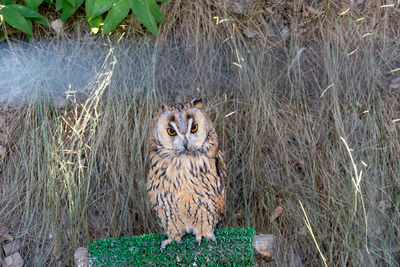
[169,118,196,152]
[154,105,208,152]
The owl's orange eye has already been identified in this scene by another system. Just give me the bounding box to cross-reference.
[191,124,198,133]
[167,128,176,136]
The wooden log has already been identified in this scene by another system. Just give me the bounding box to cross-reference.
[74,234,275,266]
[74,247,89,267]
[253,234,275,261]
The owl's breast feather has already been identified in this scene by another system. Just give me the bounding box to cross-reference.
[148,151,221,207]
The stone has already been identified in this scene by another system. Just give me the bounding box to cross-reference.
[51,19,63,34]
[3,252,23,267]
[389,77,400,91]
[217,0,256,15]
[0,227,13,243]
[74,247,89,267]
[0,145,6,158]
[304,5,321,18]
[243,28,257,38]
[55,96,67,109]
[3,240,21,257]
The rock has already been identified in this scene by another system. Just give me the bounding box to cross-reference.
[280,26,289,38]
[3,240,21,257]
[0,227,10,235]
[304,5,321,18]
[3,252,23,267]
[292,252,304,267]
[74,247,89,267]
[0,227,13,243]
[217,0,256,14]
[55,96,67,109]
[0,145,6,158]
[389,77,400,91]
[79,158,86,168]
[243,27,257,38]
[51,19,63,34]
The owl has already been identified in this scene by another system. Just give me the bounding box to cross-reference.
[147,98,226,250]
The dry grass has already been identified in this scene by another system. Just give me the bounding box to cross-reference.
[1,1,400,266]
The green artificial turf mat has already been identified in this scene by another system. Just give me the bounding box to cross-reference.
[89,227,255,266]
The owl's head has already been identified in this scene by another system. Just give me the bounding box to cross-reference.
[151,98,217,154]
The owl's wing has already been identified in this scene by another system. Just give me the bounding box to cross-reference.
[215,150,226,216]
[215,150,226,186]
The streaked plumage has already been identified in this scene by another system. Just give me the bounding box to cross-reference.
[147,98,226,250]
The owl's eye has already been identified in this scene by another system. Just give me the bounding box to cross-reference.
[167,128,176,136]
[191,124,198,133]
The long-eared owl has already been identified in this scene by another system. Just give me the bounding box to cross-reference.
[147,98,226,250]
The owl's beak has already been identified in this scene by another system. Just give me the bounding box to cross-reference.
[183,138,188,150]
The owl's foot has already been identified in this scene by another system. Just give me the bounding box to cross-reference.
[160,239,173,251]
[176,237,182,248]
[195,233,217,246]
[210,234,217,244]
[160,237,181,251]
[195,235,202,247]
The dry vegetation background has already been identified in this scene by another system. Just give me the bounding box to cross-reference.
[1,0,400,266]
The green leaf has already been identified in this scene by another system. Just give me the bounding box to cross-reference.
[4,0,13,5]
[61,0,84,21]
[88,15,102,34]
[85,0,92,19]
[56,0,62,11]
[9,4,49,26]
[24,0,44,10]
[86,0,118,19]
[132,0,161,35]
[66,0,77,8]
[147,0,162,22]
[157,0,167,2]
[0,6,33,38]
[102,0,131,34]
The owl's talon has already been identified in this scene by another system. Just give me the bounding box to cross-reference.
[160,239,172,252]
[196,236,202,247]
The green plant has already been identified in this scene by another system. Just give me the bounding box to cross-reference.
[0,0,167,38]
[0,1,50,38]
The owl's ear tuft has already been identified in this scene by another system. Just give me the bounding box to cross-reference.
[191,98,203,109]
